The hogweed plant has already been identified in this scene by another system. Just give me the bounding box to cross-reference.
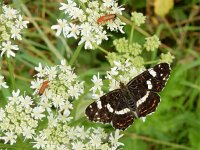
[0,1,175,149]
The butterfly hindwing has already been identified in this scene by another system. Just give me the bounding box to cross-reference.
[136,91,160,117]
[111,98,135,130]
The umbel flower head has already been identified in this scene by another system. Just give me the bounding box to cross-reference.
[0,90,44,145]
[51,0,125,49]
[0,4,29,58]
[31,60,84,116]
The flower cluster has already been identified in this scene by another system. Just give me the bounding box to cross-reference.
[29,60,124,149]
[0,75,8,89]
[131,11,146,26]
[33,117,124,150]
[0,90,44,145]
[0,60,124,149]
[144,35,161,51]
[107,37,146,67]
[160,52,175,63]
[51,0,125,49]
[31,60,84,116]
[91,60,144,99]
[0,5,29,58]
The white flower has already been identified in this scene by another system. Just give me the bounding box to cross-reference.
[75,126,89,140]
[52,95,65,108]
[22,126,35,139]
[11,26,22,40]
[68,85,79,99]
[96,30,108,45]
[8,89,21,104]
[33,135,47,149]
[34,63,46,78]
[89,134,102,148]
[103,0,114,7]
[51,19,70,36]
[32,106,45,120]
[78,32,95,49]
[0,108,6,121]
[67,23,80,39]
[30,78,43,94]
[59,101,73,117]
[1,41,19,58]
[3,5,18,20]
[46,66,57,80]
[109,79,120,91]
[90,73,103,92]
[109,130,124,147]
[59,1,77,14]
[15,15,29,29]
[20,95,33,109]
[72,141,85,150]
[0,75,8,89]
[0,131,17,145]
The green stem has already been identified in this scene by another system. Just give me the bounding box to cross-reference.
[6,57,15,91]
[96,45,109,54]
[69,44,83,66]
[118,15,150,37]
[129,26,134,44]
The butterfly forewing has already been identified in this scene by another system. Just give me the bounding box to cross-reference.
[128,63,170,92]
[86,89,122,124]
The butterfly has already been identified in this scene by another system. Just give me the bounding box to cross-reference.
[85,63,171,130]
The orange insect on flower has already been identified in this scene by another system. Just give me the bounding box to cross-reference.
[97,14,116,24]
[38,80,49,95]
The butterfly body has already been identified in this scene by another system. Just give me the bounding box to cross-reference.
[120,82,137,112]
[85,63,170,130]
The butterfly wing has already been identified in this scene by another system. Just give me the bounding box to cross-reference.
[128,63,170,92]
[85,89,121,124]
[85,89,135,130]
[127,63,170,117]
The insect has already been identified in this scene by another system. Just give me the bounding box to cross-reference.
[85,63,171,130]
[38,80,49,95]
[97,14,116,24]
